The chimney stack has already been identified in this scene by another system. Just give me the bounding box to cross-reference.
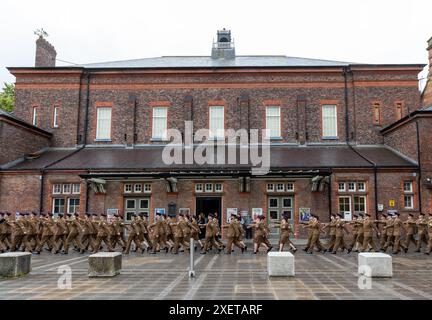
[35,35,56,67]
[427,36,432,79]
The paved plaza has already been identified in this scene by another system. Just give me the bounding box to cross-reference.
[1,246,432,300]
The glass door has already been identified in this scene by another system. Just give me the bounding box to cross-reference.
[268,196,294,238]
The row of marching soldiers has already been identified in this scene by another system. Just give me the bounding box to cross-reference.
[0,211,254,255]
[299,212,432,254]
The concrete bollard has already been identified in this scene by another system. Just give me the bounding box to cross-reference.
[0,252,32,278]
[267,252,295,277]
[88,252,122,277]
[358,252,393,277]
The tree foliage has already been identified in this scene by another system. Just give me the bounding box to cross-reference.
[0,83,14,112]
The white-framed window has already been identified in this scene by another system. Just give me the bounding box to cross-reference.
[338,196,351,214]
[403,181,413,192]
[215,183,223,192]
[52,198,65,214]
[348,182,356,192]
[209,106,224,139]
[53,106,59,128]
[354,196,367,213]
[358,182,366,192]
[338,182,346,192]
[144,184,151,193]
[195,183,203,193]
[96,107,112,140]
[404,195,414,209]
[32,106,38,126]
[152,107,168,140]
[72,184,81,194]
[62,184,71,194]
[286,182,294,192]
[124,184,132,193]
[205,183,213,192]
[267,183,274,192]
[67,198,80,214]
[53,184,61,194]
[265,106,281,138]
[276,183,284,192]
[322,105,338,138]
[134,184,142,193]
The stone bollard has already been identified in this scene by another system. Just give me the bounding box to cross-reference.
[267,252,295,277]
[358,252,393,278]
[88,252,122,277]
[0,252,32,279]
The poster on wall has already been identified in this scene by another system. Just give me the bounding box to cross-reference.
[179,208,190,217]
[343,212,352,221]
[154,208,166,218]
[226,208,238,222]
[252,208,263,220]
[299,207,311,223]
[107,208,119,223]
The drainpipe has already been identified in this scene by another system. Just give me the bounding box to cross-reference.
[416,121,423,212]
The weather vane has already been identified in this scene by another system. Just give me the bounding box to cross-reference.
[34,28,48,38]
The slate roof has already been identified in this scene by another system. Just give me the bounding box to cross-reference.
[4,145,417,172]
[81,55,353,69]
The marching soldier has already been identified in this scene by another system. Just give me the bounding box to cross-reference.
[323,214,336,252]
[302,215,325,254]
[415,213,428,252]
[92,214,115,253]
[223,215,245,254]
[35,213,55,254]
[332,214,349,254]
[62,213,83,254]
[403,213,417,251]
[353,214,365,252]
[200,214,222,254]
[391,212,407,254]
[190,215,203,250]
[301,217,314,252]
[110,214,127,251]
[248,215,272,254]
[375,213,388,250]
[0,216,7,253]
[382,213,395,252]
[346,214,359,252]
[425,216,432,255]
[273,214,297,253]
[361,213,378,252]
[52,213,68,254]
[124,213,143,254]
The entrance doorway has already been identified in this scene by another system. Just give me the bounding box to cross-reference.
[196,197,222,225]
[267,196,294,238]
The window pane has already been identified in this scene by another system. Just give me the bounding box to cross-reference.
[338,197,351,213]
[267,183,274,191]
[209,106,224,138]
[286,183,294,191]
[139,199,149,209]
[269,210,278,220]
[152,107,167,139]
[354,196,366,213]
[53,198,65,214]
[269,198,278,208]
[96,107,112,139]
[266,106,280,137]
[67,198,80,213]
[53,107,59,127]
[283,198,292,208]
[126,199,135,209]
[322,105,337,137]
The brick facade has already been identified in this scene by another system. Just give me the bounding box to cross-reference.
[2,33,432,239]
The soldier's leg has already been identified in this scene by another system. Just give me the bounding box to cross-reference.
[226,238,234,253]
[172,237,181,254]
[380,234,387,250]
[332,237,342,253]
[124,235,134,254]
[327,235,336,251]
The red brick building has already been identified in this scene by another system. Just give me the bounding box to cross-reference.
[1,30,432,238]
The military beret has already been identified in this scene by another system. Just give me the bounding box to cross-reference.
[380,213,387,217]
[0,219,5,224]
[394,212,400,216]
[208,214,214,218]
[85,213,91,217]
[48,213,54,217]
[419,212,425,216]
[58,213,64,217]
[74,213,79,217]
[358,213,364,217]
[142,213,148,217]
[66,213,72,216]
[131,213,137,217]
[101,213,107,217]
[114,214,119,218]
[337,213,343,218]
[178,213,184,217]
[352,214,358,218]
[365,213,371,217]
[408,213,414,217]
[91,213,97,216]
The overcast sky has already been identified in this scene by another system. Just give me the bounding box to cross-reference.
[1,0,431,87]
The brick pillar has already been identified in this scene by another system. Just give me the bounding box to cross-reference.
[297,95,307,144]
[126,94,136,146]
[239,95,249,134]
